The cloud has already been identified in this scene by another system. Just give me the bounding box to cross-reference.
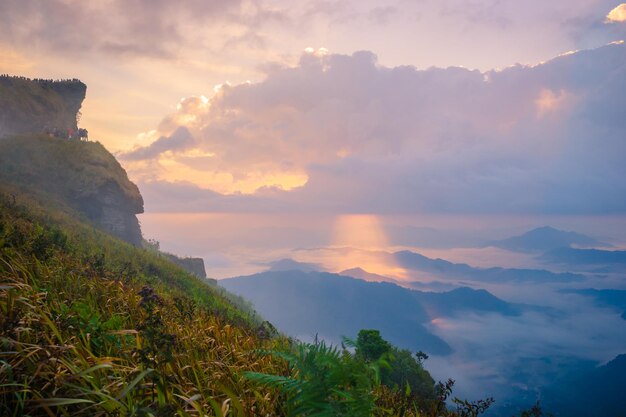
[123,42,626,215]
[0,0,280,59]
[367,6,398,25]
[606,3,626,22]
[123,126,195,161]
[439,0,512,29]
[425,290,626,402]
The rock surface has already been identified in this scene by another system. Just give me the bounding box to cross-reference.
[164,254,207,278]
[0,76,86,138]
[0,135,144,246]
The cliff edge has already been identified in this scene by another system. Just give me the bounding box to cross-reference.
[0,76,143,245]
[0,76,86,138]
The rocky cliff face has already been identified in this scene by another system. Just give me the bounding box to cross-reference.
[164,254,208,278]
[0,135,144,246]
[0,76,86,138]
[75,177,144,246]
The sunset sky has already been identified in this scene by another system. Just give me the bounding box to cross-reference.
[2,1,626,271]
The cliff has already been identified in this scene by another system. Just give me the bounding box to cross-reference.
[0,134,144,245]
[0,76,86,138]
[164,253,208,278]
[0,76,144,245]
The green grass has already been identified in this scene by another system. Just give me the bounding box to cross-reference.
[0,190,290,416]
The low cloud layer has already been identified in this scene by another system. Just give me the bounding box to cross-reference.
[426,300,626,401]
[123,42,626,215]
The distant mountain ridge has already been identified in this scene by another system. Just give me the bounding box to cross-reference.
[541,354,626,417]
[220,270,524,356]
[488,226,608,253]
[339,267,399,284]
[266,258,323,272]
[414,287,519,317]
[393,250,584,283]
[541,247,626,266]
[561,288,626,320]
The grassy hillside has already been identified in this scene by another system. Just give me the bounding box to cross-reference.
[0,188,292,416]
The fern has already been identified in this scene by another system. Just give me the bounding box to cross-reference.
[245,340,377,417]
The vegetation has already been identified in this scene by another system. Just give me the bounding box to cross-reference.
[0,190,285,416]
[245,341,379,416]
[354,330,436,406]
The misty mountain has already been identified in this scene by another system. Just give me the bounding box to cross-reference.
[414,287,519,317]
[220,270,522,356]
[540,354,626,417]
[487,226,608,253]
[541,247,626,266]
[562,288,626,320]
[393,250,584,283]
[221,270,450,355]
[0,76,86,139]
[341,267,462,291]
[406,280,461,292]
[339,267,400,284]
[265,258,323,272]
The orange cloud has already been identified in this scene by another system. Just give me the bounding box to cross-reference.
[606,3,626,23]
[157,156,308,194]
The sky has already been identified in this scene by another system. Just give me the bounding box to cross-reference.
[2,0,626,263]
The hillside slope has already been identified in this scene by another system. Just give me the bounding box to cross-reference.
[0,189,294,416]
[0,134,144,245]
[541,354,626,417]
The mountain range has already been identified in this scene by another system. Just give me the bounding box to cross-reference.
[220,269,527,356]
[393,250,585,283]
[487,226,608,253]
[541,247,626,267]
